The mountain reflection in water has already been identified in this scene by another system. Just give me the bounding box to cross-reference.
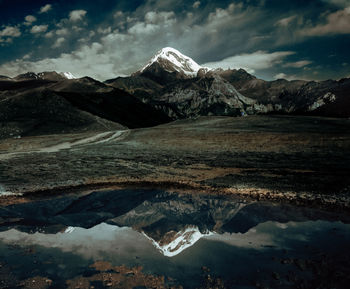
[0,189,349,288]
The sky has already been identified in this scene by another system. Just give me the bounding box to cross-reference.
[0,0,349,81]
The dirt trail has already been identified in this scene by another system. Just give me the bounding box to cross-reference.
[0,130,129,160]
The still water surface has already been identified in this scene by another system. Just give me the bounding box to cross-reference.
[0,189,349,288]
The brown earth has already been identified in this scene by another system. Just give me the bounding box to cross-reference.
[0,115,349,211]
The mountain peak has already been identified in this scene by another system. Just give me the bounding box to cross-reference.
[139,47,210,77]
[14,72,40,80]
[13,71,77,81]
[60,72,76,79]
[142,226,213,257]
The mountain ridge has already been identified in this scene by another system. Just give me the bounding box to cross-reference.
[0,74,171,139]
[106,47,350,118]
[138,47,210,78]
[5,71,77,81]
[1,47,349,139]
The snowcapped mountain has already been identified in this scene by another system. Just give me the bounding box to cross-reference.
[106,47,350,118]
[139,47,210,78]
[11,71,76,81]
[109,192,248,257]
[60,72,76,79]
[107,47,262,118]
[0,69,171,139]
[142,226,213,257]
[14,72,40,80]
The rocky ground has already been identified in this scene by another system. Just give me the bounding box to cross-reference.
[0,261,183,289]
[0,115,349,211]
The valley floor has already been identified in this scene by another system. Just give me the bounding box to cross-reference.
[0,115,350,212]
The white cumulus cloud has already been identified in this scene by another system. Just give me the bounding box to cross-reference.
[273,72,303,81]
[273,73,288,79]
[56,28,69,36]
[52,37,65,48]
[202,50,295,74]
[24,15,37,26]
[69,10,87,22]
[283,60,312,68]
[300,7,350,36]
[39,4,52,14]
[193,1,201,9]
[275,15,296,27]
[144,11,175,24]
[0,1,331,81]
[0,26,21,37]
[30,25,48,34]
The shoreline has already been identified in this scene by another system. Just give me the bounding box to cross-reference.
[1,178,349,214]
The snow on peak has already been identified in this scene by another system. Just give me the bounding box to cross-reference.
[142,226,213,257]
[60,72,76,79]
[64,226,75,233]
[140,47,210,77]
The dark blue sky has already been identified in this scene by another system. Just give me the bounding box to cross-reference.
[0,0,349,80]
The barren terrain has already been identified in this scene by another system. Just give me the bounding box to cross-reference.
[1,115,349,211]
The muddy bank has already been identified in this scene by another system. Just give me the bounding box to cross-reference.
[1,180,349,213]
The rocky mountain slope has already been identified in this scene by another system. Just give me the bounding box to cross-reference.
[1,47,348,139]
[13,71,75,81]
[0,74,171,139]
[107,47,350,118]
[139,47,208,78]
[217,68,350,117]
[107,48,262,118]
[0,88,124,139]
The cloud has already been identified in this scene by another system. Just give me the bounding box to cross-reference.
[0,38,13,44]
[273,72,303,81]
[24,15,37,26]
[321,0,350,8]
[0,224,151,262]
[39,4,52,14]
[127,22,159,35]
[0,41,115,80]
[207,5,234,25]
[97,27,112,34]
[0,1,344,81]
[56,28,69,36]
[52,37,65,48]
[273,73,288,79]
[0,26,21,37]
[193,1,201,9]
[30,25,48,34]
[144,11,175,24]
[69,10,87,22]
[0,9,180,80]
[207,2,242,23]
[114,11,123,18]
[275,15,296,27]
[128,11,176,35]
[202,50,295,74]
[273,72,314,81]
[193,1,262,55]
[0,3,289,80]
[283,60,312,68]
[300,7,350,36]
[45,31,54,38]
